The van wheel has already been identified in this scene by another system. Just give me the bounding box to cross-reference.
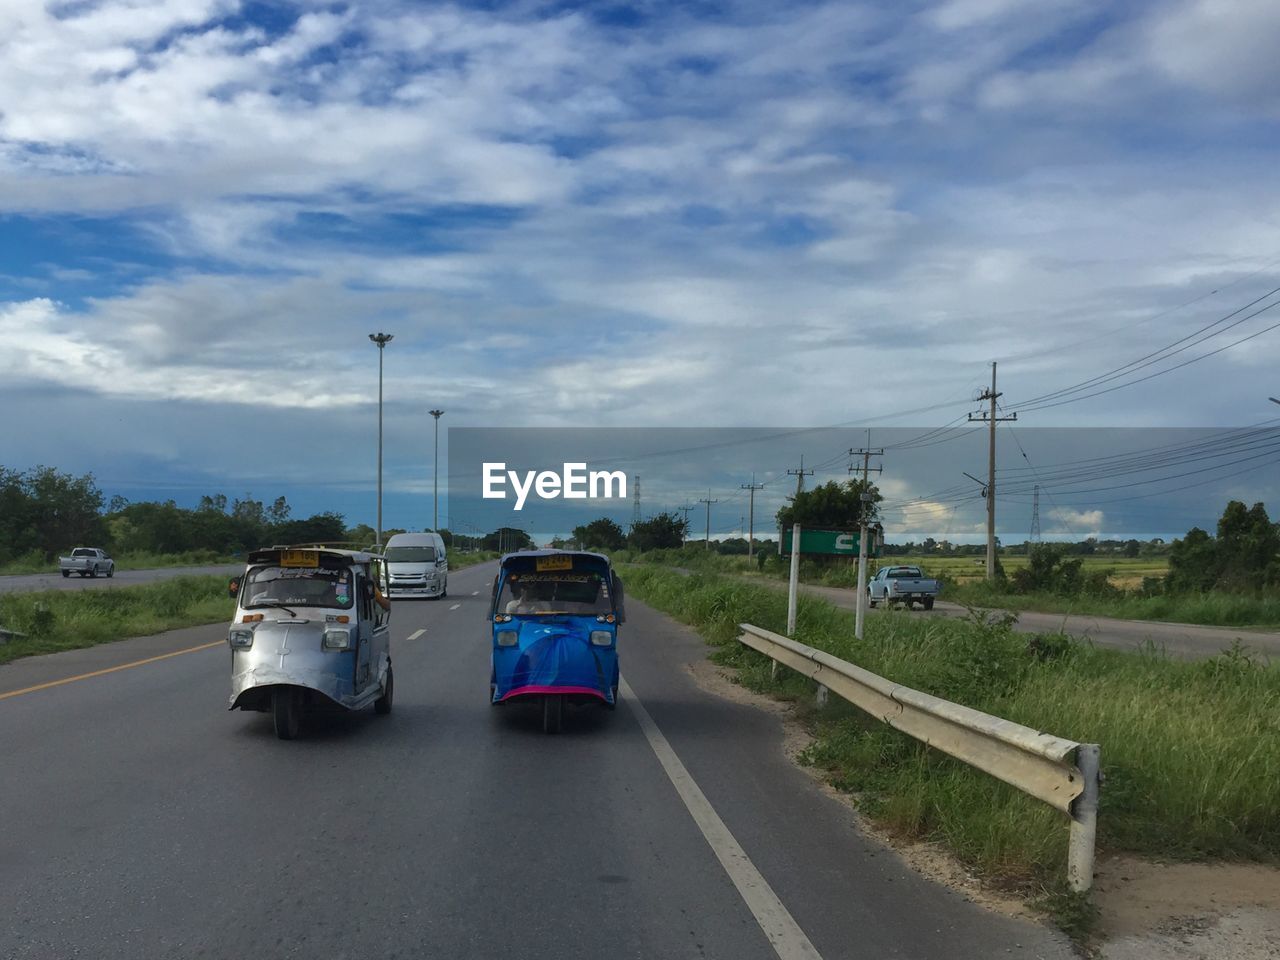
[106,566,114,578]
[923,598,935,610]
[867,591,878,608]
[61,570,70,578]
[542,695,563,734]
[375,665,394,715]
[273,687,301,740]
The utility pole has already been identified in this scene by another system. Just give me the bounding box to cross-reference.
[787,455,814,497]
[740,474,764,558]
[849,440,883,641]
[969,361,1017,580]
[632,475,642,530]
[698,489,720,550]
[1030,485,1041,543]
[429,409,444,531]
[678,503,695,542]
[368,332,394,551]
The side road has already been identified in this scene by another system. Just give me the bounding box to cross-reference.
[0,564,242,595]
[688,570,1280,661]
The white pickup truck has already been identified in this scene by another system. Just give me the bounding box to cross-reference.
[867,564,939,610]
[59,547,115,579]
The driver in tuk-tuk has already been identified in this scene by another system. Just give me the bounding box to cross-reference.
[505,579,551,615]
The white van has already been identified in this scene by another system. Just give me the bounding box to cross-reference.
[384,531,448,598]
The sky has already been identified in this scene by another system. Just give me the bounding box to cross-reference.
[2,0,1279,541]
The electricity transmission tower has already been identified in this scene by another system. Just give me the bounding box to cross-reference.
[1030,485,1041,542]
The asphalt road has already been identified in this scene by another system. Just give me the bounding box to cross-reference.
[735,576,1280,661]
[0,563,242,595]
[0,560,1072,960]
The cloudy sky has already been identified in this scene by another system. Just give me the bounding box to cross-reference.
[2,0,1279,538]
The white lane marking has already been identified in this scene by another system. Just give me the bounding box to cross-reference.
[471,590,479,596]
[449,603,461,611]
[407,629,426,641]
[619,677,823,960]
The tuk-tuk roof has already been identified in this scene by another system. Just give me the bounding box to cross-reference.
[247,544,384,566]
[498,549,611,568]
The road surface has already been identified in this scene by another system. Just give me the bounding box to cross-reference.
[0,561,1071,959]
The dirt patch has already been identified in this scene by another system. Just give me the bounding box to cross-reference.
[1094,857,1280,958]
[684,656,1280,956]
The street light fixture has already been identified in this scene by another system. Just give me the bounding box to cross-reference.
[369,332,394,551]
[429,409,444,532]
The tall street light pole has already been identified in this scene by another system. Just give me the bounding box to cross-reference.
[429,409,444,531]
[369,332,394,551]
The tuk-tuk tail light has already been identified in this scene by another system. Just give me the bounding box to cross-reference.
[595,614,616,624]
[323,629,353,650]
[494,614,512,623]
[241,614,264,623]
[590,630,613,646]
[496,629,518,646]
[228,628,254,648]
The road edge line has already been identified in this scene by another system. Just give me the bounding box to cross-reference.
[619,677,824,960]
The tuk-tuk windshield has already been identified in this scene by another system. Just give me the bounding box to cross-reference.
[243,565,355,610]
[497,572,613,617]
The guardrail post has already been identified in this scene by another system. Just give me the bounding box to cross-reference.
[815,684,828,707]
[1067,743,1100,892]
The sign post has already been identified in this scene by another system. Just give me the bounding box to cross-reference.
[786,523,800,637]
[855,495,872,640]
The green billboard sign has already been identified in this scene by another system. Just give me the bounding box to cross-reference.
[781,526,881,558]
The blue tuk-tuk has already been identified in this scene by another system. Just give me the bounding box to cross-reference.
[488,550,625,733]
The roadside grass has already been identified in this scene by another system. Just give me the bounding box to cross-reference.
[623,565,1280,899]
[0,576,234,665]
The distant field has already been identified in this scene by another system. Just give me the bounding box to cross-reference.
[899,555,1169,589]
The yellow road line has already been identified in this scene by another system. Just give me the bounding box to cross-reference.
[0,640,224,701]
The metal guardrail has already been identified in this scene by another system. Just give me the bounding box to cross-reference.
[738,622,1102,892]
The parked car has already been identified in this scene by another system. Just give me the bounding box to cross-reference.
[868,565,939,609]
[59,547,115,579]
[384,531,448,598]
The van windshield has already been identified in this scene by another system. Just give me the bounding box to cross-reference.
[385,546,437,562]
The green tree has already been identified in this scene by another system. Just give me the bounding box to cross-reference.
[572,517,627,551]
[775,479,880,531]
[628,512,688,551]
[21,466,108,559]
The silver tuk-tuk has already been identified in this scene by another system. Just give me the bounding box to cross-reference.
[226,545,393,739]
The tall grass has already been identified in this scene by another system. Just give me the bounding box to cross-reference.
[624,565,1280,886]
[0,576,234,665]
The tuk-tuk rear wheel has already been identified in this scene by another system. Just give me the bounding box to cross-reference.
[375,665,394,715]
[542,694,563,734]
[272,687,301,740]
